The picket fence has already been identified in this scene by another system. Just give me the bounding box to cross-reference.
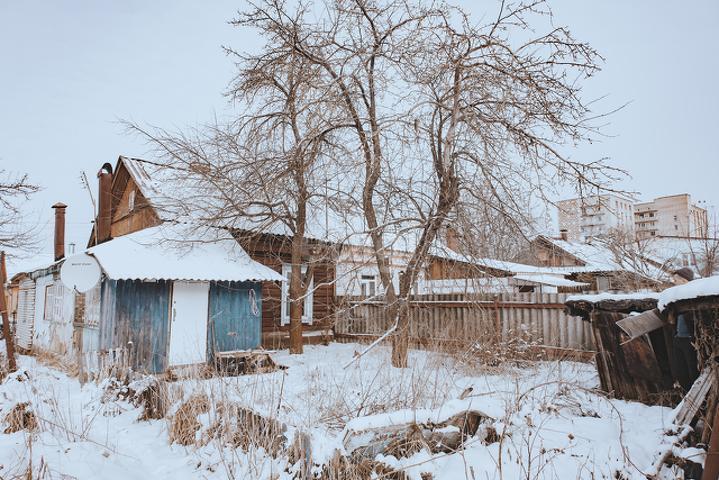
[334,293,596,353]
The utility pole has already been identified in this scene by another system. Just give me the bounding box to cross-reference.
[0,251,18,373]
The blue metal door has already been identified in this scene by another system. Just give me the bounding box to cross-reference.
[207,281,262,357]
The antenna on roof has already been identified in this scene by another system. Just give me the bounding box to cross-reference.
[80,171,98,245]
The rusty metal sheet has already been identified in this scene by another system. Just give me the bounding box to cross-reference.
[616,308,664,342]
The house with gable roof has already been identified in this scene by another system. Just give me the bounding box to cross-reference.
[529,234,669,291]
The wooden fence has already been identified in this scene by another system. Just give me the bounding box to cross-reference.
[334,293,596,353]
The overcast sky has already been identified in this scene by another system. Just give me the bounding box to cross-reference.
[1,1,718,272]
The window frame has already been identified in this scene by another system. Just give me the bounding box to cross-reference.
[359,274,377,298]
[280,263,313,326]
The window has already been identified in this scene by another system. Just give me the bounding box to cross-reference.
[128,190,136,211]
[280,264,313,325]
[359,275,377,298]
[43,285,54,321]
[43,282,64,322]
[596,276,611,291]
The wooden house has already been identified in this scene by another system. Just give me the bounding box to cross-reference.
[530,234,667,291]
[89,156,340,348]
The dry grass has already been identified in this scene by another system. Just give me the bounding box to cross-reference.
[33,348,79,377]
[169,393,210,446]
[203,402,287,456]
[3,402,38,434]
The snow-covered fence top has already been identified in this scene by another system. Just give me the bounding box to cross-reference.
[658,276,719,311]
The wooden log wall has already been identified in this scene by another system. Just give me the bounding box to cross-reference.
[334,292,595,353]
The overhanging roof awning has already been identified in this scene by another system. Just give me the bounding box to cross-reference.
[512,274,589,288]
[87,224,284,283]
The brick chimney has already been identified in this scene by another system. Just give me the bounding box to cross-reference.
[446,226,461,252]
[52,202,67,261]
[97,162,113,244]
[559,229,569,241]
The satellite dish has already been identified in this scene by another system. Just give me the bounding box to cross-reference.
[60,253,101,292]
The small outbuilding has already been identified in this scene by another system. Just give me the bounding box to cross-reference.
[565,292,671,403]
[11,217,283,375]
[77,223,283,374]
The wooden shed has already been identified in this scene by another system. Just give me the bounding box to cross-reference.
[565,292,677,403]
[657,277,719,477]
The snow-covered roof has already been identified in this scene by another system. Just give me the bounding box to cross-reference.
[658,276,719,311]
[119,156,475,264]
[513,274,589,288]
[120,157,177,222]
[87,223,283,282]
[566,292,660,304]
[431,249,587,278]
[535,235,668,280]
[6,253,58,279]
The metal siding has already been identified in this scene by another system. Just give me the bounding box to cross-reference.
[16,279,36,349]
[208,281,262,357]
[99,279,171,374]
[98,279,117,351]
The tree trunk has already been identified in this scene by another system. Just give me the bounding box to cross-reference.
[288,236,304,355]
[0,251,18,374]
[390,300,410,368]
[391,275,411,368]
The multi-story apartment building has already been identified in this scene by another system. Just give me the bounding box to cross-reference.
[557,193,636,242]
[635,194,708,239]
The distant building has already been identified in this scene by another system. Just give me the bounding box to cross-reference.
[557,193,636,242]
[634,194,708,239]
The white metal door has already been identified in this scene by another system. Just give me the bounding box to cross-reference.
[168,281,209,366]
[16,280,36,350]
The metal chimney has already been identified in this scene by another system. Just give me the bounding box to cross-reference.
[52,202,67,261]
[97,163,113,244]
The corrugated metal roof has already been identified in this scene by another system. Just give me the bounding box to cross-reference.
[512,274,589,288]
[87,223,284,283]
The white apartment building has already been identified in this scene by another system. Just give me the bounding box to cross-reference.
[557,193,636,242]
[635,194,708,239]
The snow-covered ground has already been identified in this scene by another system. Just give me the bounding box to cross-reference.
[0,343,689,479]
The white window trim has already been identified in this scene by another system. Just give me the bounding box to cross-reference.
[280,264,313,325]
[359,274,377,298]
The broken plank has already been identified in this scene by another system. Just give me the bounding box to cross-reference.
[673,366,717,427]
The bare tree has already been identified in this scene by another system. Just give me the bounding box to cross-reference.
[239,0,623,366]
[0,170,40,251]
[688,210,719,277]
[592,229,668,289]
[128,32,347,354]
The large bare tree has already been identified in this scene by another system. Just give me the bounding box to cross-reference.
[238,0,623,367]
